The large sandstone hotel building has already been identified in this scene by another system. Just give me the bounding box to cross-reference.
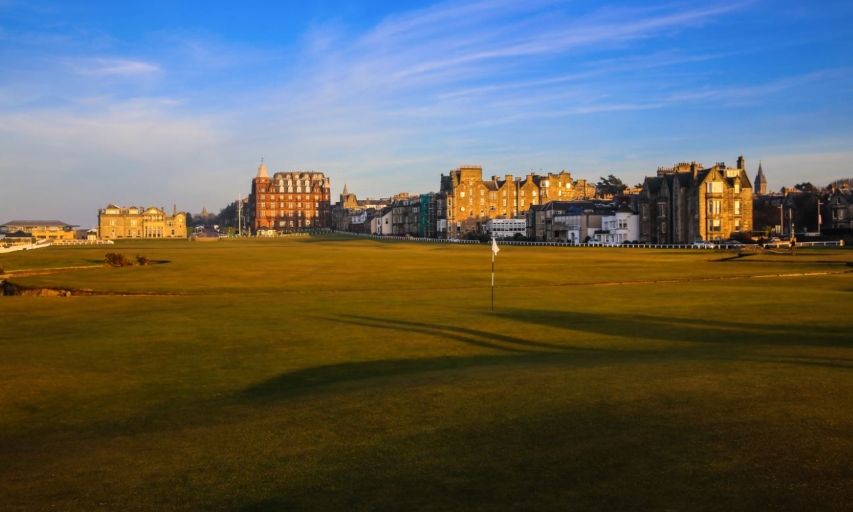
[248,162,332,232]
[440,165,595,237]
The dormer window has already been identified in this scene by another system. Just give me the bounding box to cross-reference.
[706,182,723,194]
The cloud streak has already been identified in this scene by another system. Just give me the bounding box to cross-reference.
[71,58,161,76]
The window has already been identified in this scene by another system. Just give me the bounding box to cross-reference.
[734,219,741,232]
[734,182,741,194]
[480,190,484,196]
[734,200,741,215]
[706,181,723,194]
[658,203,666,217]
[709,219,721,232]
[708,200,721,215]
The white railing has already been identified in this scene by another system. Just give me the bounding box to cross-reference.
[51,239,114,246]
[0,240,53,253]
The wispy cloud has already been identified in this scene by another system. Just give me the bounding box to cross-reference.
[70,57,161,76]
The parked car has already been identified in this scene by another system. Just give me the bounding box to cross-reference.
[693,240,715,249]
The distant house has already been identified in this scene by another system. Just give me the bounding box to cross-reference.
[639,157,753,244]
[827,187,853,230]
[485,218,527,239]
[0,220,78,241]
[98,204,187,240]
[3,230,35,245]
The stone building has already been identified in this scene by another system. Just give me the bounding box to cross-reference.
[98,205,187,240]
[332,185,392,232]
[825,186,853,230]
[0,220,78,241]
[440,165,595,238]
[248,161,332,233]
[639,157,753,244]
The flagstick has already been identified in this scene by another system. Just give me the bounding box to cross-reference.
[491,248,495,311]
[491,237,498,311]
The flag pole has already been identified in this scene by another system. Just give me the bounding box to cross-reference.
[491,237,499,311]
[491,245,495,311]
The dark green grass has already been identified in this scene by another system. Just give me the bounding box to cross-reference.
[1,238,852,510]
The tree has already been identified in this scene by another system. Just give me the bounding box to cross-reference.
[828,178,853,190]
[216,202,239,229]
[596,175,627,198]
[794,182,817,193]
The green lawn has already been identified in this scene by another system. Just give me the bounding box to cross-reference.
[2,237,852,510]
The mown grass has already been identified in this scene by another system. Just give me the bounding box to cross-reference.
[1,236,852,511]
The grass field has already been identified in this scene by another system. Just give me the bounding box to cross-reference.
[2,236,852,511]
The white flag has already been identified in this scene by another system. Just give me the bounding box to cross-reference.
[491,238,500,256]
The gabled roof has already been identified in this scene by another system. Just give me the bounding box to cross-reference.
[643,176,664,194]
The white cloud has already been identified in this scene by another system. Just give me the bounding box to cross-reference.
[70,57,161,76]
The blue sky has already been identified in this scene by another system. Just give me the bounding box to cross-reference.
[1,0,851,227]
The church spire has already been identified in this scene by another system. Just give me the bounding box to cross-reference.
[754,161,767,195]
[257,158,268,179]
[342,183,349,195]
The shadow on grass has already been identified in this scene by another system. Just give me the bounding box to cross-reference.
[241,310,852,403]
[241,314,630,402]
[489,308,853,348]
[236,379,853,512]
[330,314,596,353]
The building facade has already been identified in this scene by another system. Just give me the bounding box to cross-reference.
[485,218,528,239]
[440,165,595,238]
[0,220,78,241]
[826,186,853,230]
[639,157,753,244]
[248,162,332,232]
[98,205,187,240]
